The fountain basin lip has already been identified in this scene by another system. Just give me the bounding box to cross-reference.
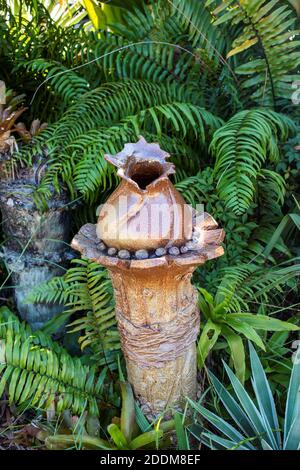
[117,169,174,194]
[71,223,224,271]
[104,136,176,193]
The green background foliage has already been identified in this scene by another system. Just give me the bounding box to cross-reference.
[0,0,299,450]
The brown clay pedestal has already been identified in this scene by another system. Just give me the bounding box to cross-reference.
[72,223,224,419]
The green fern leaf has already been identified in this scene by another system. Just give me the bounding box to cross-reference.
[210,109,295,214]
[0,308,106,416]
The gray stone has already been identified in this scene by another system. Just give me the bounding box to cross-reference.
[186,240,196,250]
[108,247,117,256]
[180,245,189,254]
[155,247,167,257]
[135,249,149,259]
[96,241,106,251]
[118,249,131,259]
[168,246,180,256]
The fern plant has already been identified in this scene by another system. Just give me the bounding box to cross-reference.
[19,79,222,204]
[0,307,107,416]
[210,109,296,214]
[26,258,120,367]
[0,0,299,451]
[208,0,300,107]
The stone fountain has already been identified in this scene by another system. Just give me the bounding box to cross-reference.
[71,136,224,419]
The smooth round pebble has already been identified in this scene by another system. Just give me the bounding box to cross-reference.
[168,246,180,256]
[135,249,149,259]
[155,247,167,257]
[107,247,117,256]
[180,245,189,254]
[185,241,196,250]
[96,241,106,251]
[118,249,131,259]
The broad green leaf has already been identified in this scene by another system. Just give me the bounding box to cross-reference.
[201,431,250,450]
[107,423,128,450]
[284,414,300,450]
[134,402,151,433]
[198,288,214,319]
[226,315,265,350]
[187,398,251,447]
[197,320,221,368]
[222,326,245,383]
[222,362,266,438]
[82,0,106,30]
[284,344,300,444]
[232,314,300,331]
[120,381,137,442]
[129,430,163,450]
[212,300,228,321]
[208,371,255,439]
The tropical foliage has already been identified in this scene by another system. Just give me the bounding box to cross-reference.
[188,342,300,450]
[0,0,299,451]
[0,307,106,416]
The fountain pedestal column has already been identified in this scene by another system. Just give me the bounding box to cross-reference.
[111,258,199,418]
[72,224,224,418]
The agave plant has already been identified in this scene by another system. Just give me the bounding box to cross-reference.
[188,342,300,450]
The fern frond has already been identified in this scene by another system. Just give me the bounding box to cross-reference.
[210,109,296,214]
[175,173,212,207]
[210,0,300,106]
[0,306,61,353]
[93,32,194,84]
[25,276,69,305]
[15,59,90,104]
[67,125,133,201]
[38,80,204,149]
[27,259,120,366]
[110,2,155,40]
[258,168,286,210]
[0,307,106,416]
[64,259,120,361]
[171,0,227,57]
[214,260,300,313]
[21,80,222,202]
